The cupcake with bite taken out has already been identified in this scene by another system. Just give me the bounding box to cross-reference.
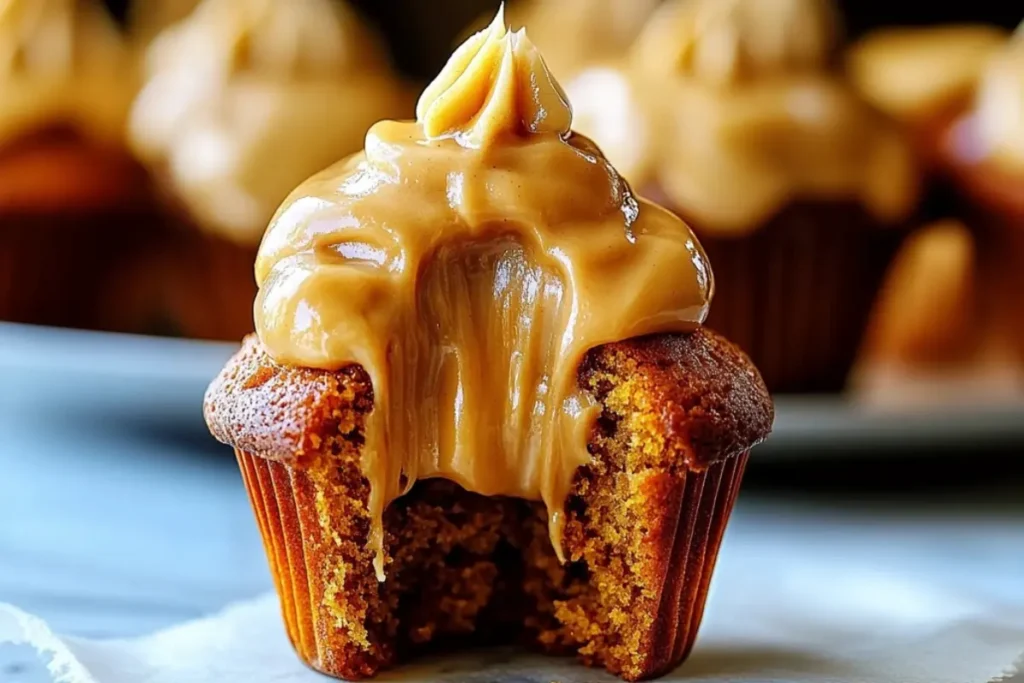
[0,0,159,330]
[205,8,772,681]
[127,0,413,341]
[566,0,922,393]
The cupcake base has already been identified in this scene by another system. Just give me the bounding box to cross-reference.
[235,449,749,681]
[0,127,163,331]
[163,231,259,342]
[651,193,908,393]
[104,227,259,341]
[207,330,772,681]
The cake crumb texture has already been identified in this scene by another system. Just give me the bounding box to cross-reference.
[207,328,771,681]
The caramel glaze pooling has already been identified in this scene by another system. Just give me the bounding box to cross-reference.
[254,8,713,580]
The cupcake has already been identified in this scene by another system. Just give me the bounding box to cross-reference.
[932,23,1024,365]
[566,0,922,393]
[847,25,1008,142]
[862,220,978,367]
[127,0,413,341]
[846,24,1008,222]
[0,0,158,330]
[461,0,661,79]
[205,10,773,681]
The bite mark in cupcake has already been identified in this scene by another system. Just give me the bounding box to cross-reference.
[206,7,772,681]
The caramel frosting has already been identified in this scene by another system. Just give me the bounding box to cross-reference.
[254,9,713,579]
[974,22,1024,170]
[846,25,1008,126]
[0,0,133,147]
[568,0,918,234]
[128,0,410,244]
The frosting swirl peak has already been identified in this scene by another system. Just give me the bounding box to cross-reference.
[416,6,571,147]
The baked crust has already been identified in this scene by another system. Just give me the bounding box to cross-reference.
[205,327,772,467]
[205,327,772,681]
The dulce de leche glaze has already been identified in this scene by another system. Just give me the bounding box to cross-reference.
[254,8,713,579]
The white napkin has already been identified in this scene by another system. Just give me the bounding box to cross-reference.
[4,501,1024,683]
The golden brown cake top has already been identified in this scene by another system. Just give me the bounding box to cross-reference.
[127,0,410,245]
[846,25,1008,126]
[0,0,133,147]
[973,21,1024,172]
[566,0,920,234]
[253,8,714,578]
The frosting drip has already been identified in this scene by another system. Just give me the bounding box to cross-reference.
[974,22,1024,170]
[255,13,713,579]
[568,0,918,233]
[0,0,132,146]
[128,0,408,244]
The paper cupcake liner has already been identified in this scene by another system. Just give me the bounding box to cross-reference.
[164,232,258,342]
[645,451,748,678]
[959,206,1024,363]
[236,451,322,670]
[0,212,150,329]
[696,205,906,393]
[237,447,749,681]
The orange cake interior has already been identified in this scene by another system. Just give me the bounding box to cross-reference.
[207,330,771,680]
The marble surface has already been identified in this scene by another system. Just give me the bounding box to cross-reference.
[1,323,1023,682]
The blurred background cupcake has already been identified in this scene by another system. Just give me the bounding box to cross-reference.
[929,23,1024,366]
[125,0,201,50]
[0,0,158,331]
[861,219,977,368]
[126,0,413,341]
[570,0,922,393]
[460,0,660,80]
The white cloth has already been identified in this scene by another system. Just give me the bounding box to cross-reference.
[3,501,1023,683]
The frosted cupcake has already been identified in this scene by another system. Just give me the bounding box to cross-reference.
[0,0,159,330]
[933,23,1024,364]
[462,0,660,80]
[568,0,921,392]
[128,0,412,341]
[206,9,772,681]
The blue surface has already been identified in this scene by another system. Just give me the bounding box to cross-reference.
[2,324,1024,682]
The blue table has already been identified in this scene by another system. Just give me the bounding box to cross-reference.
[2,325,1023,682]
